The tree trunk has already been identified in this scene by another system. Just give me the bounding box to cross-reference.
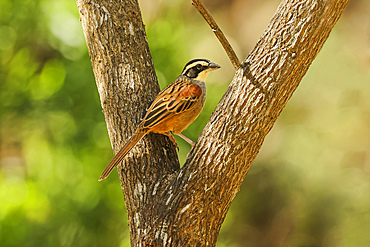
[76,0,349,246]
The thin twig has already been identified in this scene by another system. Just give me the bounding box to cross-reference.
[192,0,241,69]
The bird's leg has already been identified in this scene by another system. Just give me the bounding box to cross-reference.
[162,131,179,151]
[176,133,197,159]
[176,133,195,147]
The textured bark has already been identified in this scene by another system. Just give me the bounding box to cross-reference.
[76,0,349,246]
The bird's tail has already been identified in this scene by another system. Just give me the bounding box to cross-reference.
[98,129,147,181]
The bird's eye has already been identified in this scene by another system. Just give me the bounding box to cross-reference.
[196,64,202,70]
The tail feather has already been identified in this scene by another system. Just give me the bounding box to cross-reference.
[99,129,147,181]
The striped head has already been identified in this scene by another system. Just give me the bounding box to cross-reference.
[181,59,221,82]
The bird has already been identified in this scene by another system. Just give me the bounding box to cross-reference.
[98,59,221,181]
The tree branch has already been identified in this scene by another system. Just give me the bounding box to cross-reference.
[76,0,349,246]
[76,0,180,244]
[191,0,241,69]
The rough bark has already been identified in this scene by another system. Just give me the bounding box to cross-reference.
[76,0,349,246]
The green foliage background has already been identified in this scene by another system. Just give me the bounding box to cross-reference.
[0,0,369,246]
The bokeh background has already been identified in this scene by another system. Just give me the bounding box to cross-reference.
[1,0,369,246]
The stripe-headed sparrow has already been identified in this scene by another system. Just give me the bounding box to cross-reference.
[99,59,220,181]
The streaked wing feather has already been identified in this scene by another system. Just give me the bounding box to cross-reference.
[142,79,201,129]
[144,109,171,128]
[145,104,166,121]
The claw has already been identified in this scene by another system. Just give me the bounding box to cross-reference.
[186,146,195,159]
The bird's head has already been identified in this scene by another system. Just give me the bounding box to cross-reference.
[181,59,221,82]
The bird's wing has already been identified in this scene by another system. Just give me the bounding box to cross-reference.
[142,79,202,129]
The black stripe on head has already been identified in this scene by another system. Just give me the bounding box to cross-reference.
[181,59,211,79]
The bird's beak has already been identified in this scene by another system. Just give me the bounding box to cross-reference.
[208,62,221,70]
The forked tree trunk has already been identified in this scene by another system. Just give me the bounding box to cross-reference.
[76,0,349,246]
